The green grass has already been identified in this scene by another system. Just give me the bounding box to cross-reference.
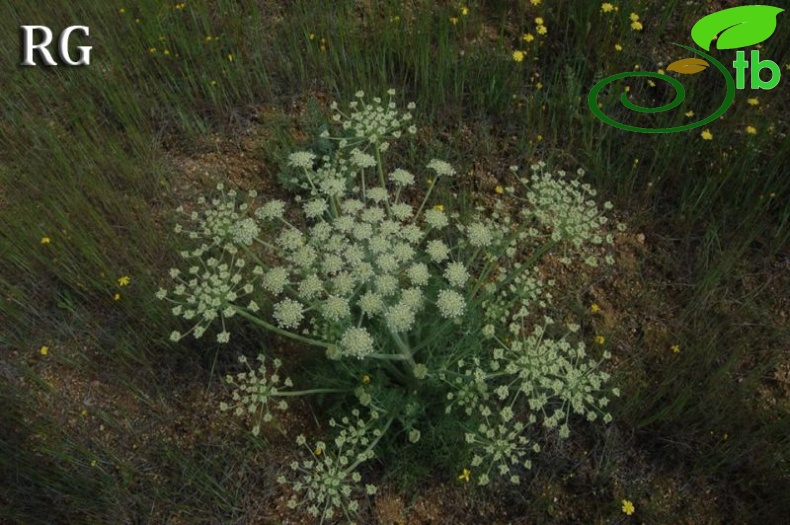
[1,0,788,523]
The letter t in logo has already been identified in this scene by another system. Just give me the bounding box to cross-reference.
[733,51,750,89]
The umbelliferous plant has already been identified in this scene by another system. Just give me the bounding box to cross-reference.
[156,90,624,523]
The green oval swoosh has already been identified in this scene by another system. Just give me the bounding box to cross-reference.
[587,43,735,134]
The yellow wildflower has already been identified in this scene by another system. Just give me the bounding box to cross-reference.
[745,126,757,135]
[163,49,170,56]
[700,129,713,140]
[227,53,234,61]
[685,110,695,117]
[590,303,601,314]
[622,499,635,515]
[40,346,49,356]
[495,185,504,195]
[614,43,623,51]
[671,344,680,353]
[631,21,643,31]
[117,276,131,286]
[601,3,615,13]
[113,293,121,301]
[461,6,469,16]
[315,447,322,456]
[459,468,471,482]
[531,0,542,4]
[362,374,371,384]
[513,50,525,62]
[40,236,51,244]
[594,335,605,345]
[523,33,535,42]
[535,17,544,25]
[747,97,759,106]
[119,7,126,14]
[536,24,547,35]
[450,16,459,25]
[629,13,640,22]
[433,204,444,212]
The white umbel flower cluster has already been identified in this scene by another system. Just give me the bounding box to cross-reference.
[220,354,293,437]
[279,409,382,523]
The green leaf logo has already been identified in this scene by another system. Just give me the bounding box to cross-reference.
[691,5,784,51]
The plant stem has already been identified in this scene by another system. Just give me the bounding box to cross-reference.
[232,306,332,348]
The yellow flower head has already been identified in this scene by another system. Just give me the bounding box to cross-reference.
[590,303,601,314]
[629,12,640,22]
[449,16,459,25]
[117,275,131,286]
[461,6,469,16]
[631,20,643,31]
[531,0,541,5]
[614,43,623,51]
[523,33,535,42]
[459,468,471,482]
[315,447,322,456]
[601,3,615,13]
[700,129,713,140]
[535,17,544,25]
[685,110,695,117]
[622,499,635,515]
[227,53,234,61]
[40,236,51,244]
[594,335,606,345]
[433,204,445,212]
[362,374,371,384]
[536,24,548,35]
[747,97,759,106]
[745,125,757,135]
[495,185,504,195]
[671,344,680,353]
[119,7,126,14]
[512,50,525,62]
[40,345,49,356]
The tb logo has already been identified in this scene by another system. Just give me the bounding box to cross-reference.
[20,25,92,66]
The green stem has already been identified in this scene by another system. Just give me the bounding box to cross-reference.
[275,388,347,397]
[374,146,391,215]
[369,352,409,361]
[232,306,332,348]
[414,176,440,221]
